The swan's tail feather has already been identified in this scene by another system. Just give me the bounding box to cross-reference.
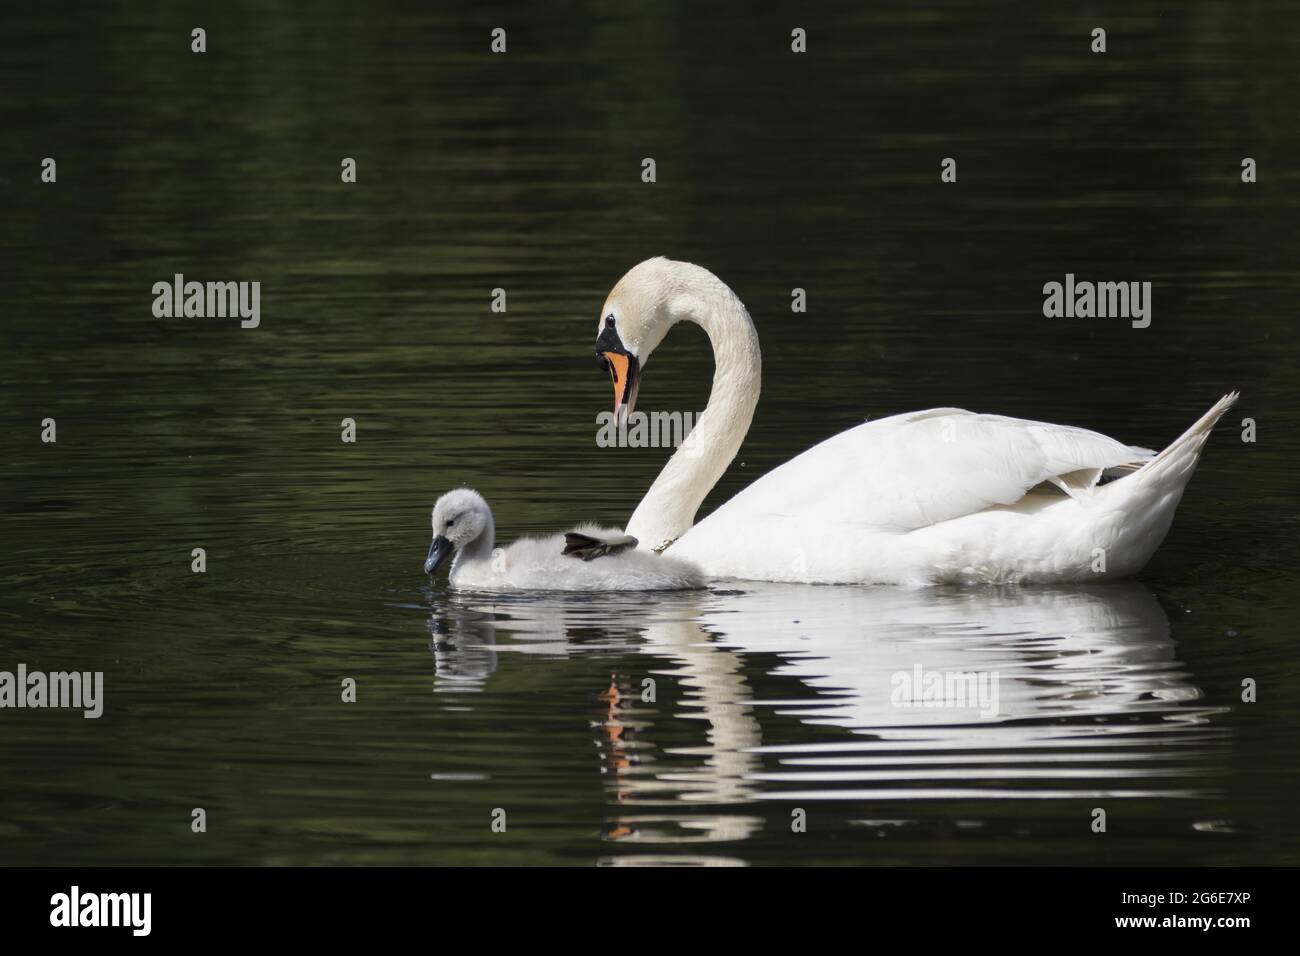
[1129,391,1238,489]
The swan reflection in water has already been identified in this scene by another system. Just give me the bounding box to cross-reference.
[425,581,1226,852]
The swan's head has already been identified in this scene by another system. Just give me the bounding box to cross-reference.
[594,257,688,417]
[425,488,492,574]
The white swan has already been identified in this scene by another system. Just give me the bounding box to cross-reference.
[423,488,705,591]
[593,257,1237,586]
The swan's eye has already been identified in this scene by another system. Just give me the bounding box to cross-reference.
[605,315,615,328]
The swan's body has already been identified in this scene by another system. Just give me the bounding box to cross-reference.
[593,257,1236,586]
[668,398,1234,585]
[424,488,705,592]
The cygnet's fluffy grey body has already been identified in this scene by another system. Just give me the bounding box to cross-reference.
[424,488,705,592]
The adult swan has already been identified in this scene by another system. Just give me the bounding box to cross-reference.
[593,257,1236,586]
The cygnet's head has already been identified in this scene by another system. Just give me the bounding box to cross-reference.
[424,488,493,574]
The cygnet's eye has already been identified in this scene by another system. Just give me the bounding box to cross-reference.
[446,518,456,529]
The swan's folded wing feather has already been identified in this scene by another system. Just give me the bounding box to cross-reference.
[694,408,1149,535]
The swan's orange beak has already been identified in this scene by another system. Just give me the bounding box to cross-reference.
[601,351,640,417]
[595,322,640,417]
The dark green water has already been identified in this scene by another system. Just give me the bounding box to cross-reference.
[2,2,1298,865]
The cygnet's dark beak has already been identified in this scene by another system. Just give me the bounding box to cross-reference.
[424,535,453,574]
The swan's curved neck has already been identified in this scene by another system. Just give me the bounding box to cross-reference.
[625,274,761,551]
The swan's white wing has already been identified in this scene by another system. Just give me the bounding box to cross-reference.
[685,408,1153,536]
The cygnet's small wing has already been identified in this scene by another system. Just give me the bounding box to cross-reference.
[562,531,639,562]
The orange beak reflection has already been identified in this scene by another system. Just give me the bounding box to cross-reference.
[602,351,640,416]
